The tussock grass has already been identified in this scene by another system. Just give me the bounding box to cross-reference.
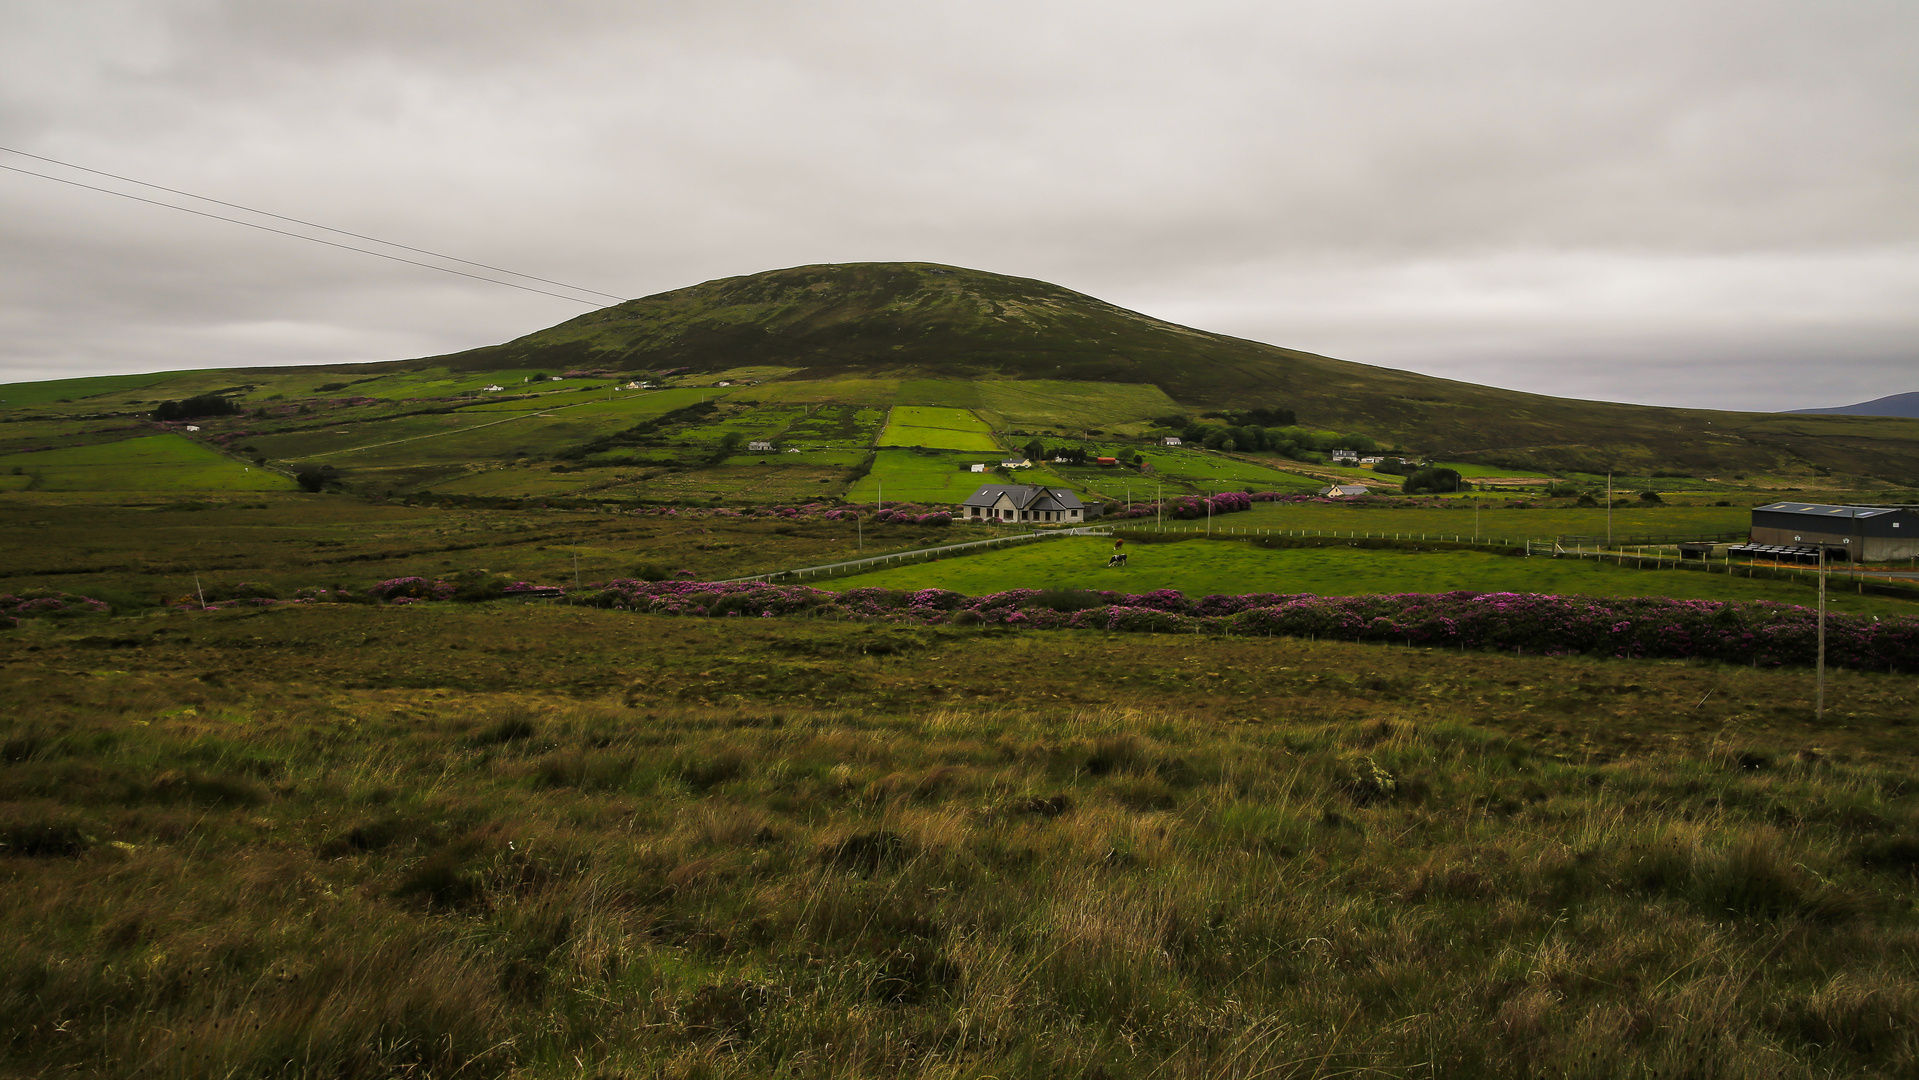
[3,608,1918,1077]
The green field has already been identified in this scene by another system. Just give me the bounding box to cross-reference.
[845,448,1016,503]
[1226,501,1754,540]
[0,371,186,409]
[875,406,1002,452]
[0,434,296,492]
[821,535,1916,618]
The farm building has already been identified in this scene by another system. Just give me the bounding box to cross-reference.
[1319,483,1370,498]
[1330,449,1359,462]
[1161,436,1182,446]
[969,463,988,473]
[1000,457,1032,469]
[748,440,774,452]
[1741,502,1917,563]
[961,484,1086,524]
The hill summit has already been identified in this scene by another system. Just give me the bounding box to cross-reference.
[413,261,1917,478]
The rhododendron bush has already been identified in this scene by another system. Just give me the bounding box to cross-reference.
[576,580,1919,672]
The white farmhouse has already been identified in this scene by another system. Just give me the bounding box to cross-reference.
[960,484,1086,524]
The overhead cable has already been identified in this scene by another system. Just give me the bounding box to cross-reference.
[0,148,626,306]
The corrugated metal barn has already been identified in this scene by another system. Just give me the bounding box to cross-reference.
[1746,502,1918,562]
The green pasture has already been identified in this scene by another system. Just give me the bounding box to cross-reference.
[722,448,868,467]
[742,378,904,405]
[776,404,885,448]
[676,404,809,450]
[0,371,185,410]
[0,417,152,456]
[256,389,712,467]
[847,449,1022,503]
[1043,444,1322,498]
[1224,501,1753,540]
[821,535,1916,618]
[0,434,295,492]
[876,406,1001,451]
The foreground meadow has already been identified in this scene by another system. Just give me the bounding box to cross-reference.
[4,603,1919,1078]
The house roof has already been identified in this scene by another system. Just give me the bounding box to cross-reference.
[1755,502,1900,520]
[961,484,1085,511]
[1321,483,1369,496]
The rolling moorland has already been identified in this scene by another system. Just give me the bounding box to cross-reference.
[5,261,1919,1077]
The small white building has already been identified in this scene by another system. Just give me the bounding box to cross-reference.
[482,384,505,392]
[623,381,642,390]
[184,425,200,432]
[748,440,774,452]
[1330,449,1359,462]
[1161,436,1182,446]
[969,463,988,472]
[1000,457,1032,469]
[1319,483,1370,497]
[1359,456,1384,464]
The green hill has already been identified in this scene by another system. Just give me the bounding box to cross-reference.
[416,262,1919,480]
[3,261,1917,497]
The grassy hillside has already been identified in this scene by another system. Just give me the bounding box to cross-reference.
[6,602,1919,1078]
[411,262,1919,481]
[2,263,1916,499]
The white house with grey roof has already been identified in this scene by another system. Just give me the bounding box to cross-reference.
[960,484,1086,524]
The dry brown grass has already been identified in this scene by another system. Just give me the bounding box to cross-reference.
[3,605,1918,1077]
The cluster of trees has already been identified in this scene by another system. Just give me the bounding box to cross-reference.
[1174,421,1376,458]
[1019,441,1145,467]
[152,394,240,421]
[1401,466,1466,495]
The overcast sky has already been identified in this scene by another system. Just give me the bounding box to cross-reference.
[2,0,1913,411]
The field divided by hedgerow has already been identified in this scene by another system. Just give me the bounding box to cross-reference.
[0,434,294,492]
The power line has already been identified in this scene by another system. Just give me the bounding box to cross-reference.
[0,148,628,306]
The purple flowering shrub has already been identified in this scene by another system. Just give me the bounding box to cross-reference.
[1,591,111,620]
[292,586,353,603]
[370,576,458,602]
[571,579,1918,672]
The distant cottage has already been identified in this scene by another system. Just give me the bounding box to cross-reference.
[1330,449,1359,462]
[748,440,774,452]
[961,484,1086,524]
[1000,457,1032,469]
[1161,436,1182,446]
[1319,483,1370,497]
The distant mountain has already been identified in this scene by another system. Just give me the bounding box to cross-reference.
[1788,392,1919,419]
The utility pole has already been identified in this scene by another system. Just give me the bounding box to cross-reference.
[1817,545,1827,721]
[1606,471,1613,549]
[1156,482,1163,531]
[877,481,883,513]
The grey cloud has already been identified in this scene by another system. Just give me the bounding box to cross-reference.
[0,0,1913,409]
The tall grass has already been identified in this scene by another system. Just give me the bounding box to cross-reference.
[3,608,1917,1077]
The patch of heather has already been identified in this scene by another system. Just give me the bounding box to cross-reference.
[564,580,1919,672]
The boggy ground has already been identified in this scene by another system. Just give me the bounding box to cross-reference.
[3,604,1919,1078]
